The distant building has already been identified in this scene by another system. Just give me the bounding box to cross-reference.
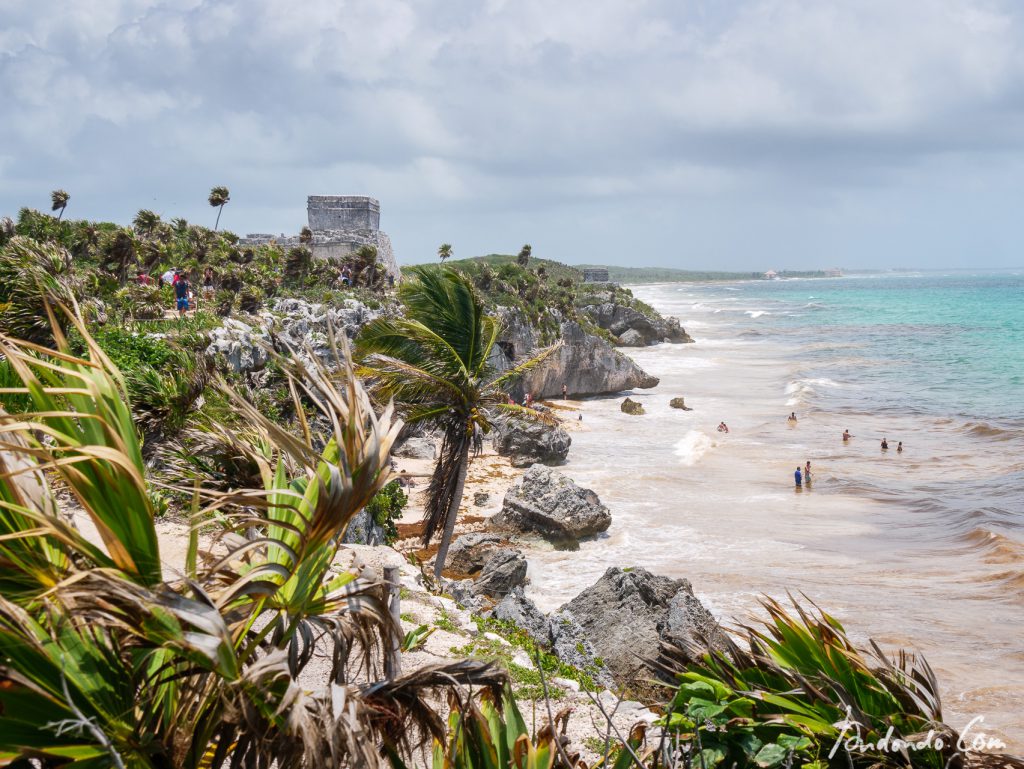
[764,270,779,280]
[825,268,843,277]
[583,268,610,283]
[240,195,400,280]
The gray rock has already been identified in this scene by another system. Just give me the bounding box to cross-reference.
[492,416,571,468]
[620,397,645,415]
[547,610,614,687]
[205,318,270,373]
[473,491,490,506]
[342,507,386,546]
[491,310,659,399]
[617,328,648,347]
[557,567,722,692]
[583,303,694,346]
[491,465,611,547]
[669,397,692,411]
[472,549,528,599]
[393,436,436,459]
[446,578,488,613]
[446,533,505,575]
[491,587,549,643]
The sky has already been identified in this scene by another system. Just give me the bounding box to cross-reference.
[2,0,1024,271]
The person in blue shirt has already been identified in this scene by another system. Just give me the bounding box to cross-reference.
[794,467,802,487]
[174,272,191,317]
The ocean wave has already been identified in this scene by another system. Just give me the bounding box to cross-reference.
[961,421,1021,442]
[674,430,712,466]
[784,377,842,406]
[745,310,769,318]
[959,527,1024,565]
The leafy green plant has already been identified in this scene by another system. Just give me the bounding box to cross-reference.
[658,596,1021,769]
[402,623,436,652]
[0,307,505,767]
[366,479,408,545]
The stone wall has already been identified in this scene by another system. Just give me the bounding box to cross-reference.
[307,195,380,231]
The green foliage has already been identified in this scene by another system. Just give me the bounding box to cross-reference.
[401,623,435,652]
[0,312,503,767]
[0,236,79,345]
[365,479,408,545]
[662,597,987,769]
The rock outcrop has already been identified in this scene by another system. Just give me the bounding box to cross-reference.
[555,567,724,692]
[669,397,692,411]
[205,297,384,374]
[582,303,694,346]
[620,397,644,415]
[491,587,549,643]
[442,533,528,600]
[492,416,571,468]
[393,436,436,460]
[492,310,659,399]
[490,465,611,547]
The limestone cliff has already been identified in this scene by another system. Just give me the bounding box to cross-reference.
[491,309,659,399]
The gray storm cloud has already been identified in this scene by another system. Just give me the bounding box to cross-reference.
[2,0,1024,268]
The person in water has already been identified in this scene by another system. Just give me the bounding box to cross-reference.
[843,429,853,442]
[897,441,903,453]
[794,466,803,487]
[788,412,797,422]
[881,437,889,450]
[717,421,729,433]
[804,461,812,485]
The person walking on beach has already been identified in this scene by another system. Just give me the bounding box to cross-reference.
[794,466,803,488]
[174,272,191,318]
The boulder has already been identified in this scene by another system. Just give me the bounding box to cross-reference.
[492,417,571,468]
[473,491,490,506]
[669,397,692,411]
[341,508,387,546]
[490,465,611,547]
[556,567,723,692]
[620,397,644,415]
[393,436,436,460]
[445,532,506,575]
[617,328,648,347]
[205,318,270,373]
[491,587,549,643]
[472,549,528,599]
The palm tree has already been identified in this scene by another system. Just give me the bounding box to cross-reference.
[50,189,70,221]
[357,267,558,580]
[438,243,453,262]
[208,185,230,231]
[132,208,161,238]
[0,308,503,767]
[516,243,531,267]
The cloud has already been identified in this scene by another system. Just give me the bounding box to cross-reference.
[3,0,1024,268]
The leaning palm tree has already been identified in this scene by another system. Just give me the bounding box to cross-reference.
[132,208,161,238]
[50,188,70,221]
[208,185,230,231]
[356,267,558,580]
[437,243,453,263]
[0,306,504,767]
[516,243,531,267]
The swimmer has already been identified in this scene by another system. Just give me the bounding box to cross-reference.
[881,437,889,450]
[842,429,853,442]
[788,412,797,422]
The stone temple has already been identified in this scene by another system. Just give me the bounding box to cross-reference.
[240,195,400,280]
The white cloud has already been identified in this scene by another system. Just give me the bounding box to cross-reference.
[3,0,1024,267]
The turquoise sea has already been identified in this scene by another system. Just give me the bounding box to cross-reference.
[525,271,1024,748]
